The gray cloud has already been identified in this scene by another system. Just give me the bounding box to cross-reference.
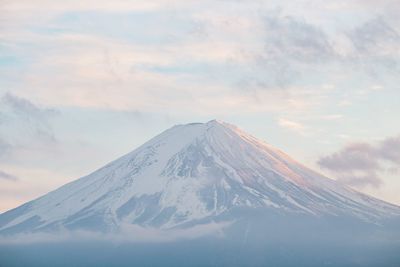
[318,135,400,188]
[318,143,379,171]
[236,11,400,93]
[378,135,400,163]
[348,17,400,53]
[0,138,12,158]
[236,12,336,91]
[0,93,60,162]
[347,17,400,74]
[263,14,334,63]
[0,170,18,181]
[0,93,59,141]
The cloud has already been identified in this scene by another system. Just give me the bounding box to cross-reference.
[237,13,335,91]
[1,30,327,115]
[0,138,12,158]
[348,17,400,53]
[263,14,334,63]
[0,170,18,181]
[4,91,56,116]
[0,93,59,162]
[378,136,400,163]
[318,143,379,171]
[318,135,400,188]
[0,0,347,116]
[2,0,399,118]
[2,0,164,14]
[0,221,231,244]
[346,17,400,74]
[318,114,343,120]
[278,118,306,135]
[0,93,58,137]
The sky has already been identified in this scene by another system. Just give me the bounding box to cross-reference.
[0,0,399,212]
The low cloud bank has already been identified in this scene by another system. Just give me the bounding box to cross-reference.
[0,221,232,245]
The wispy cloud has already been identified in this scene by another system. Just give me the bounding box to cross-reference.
[0,93,58,153]
[348,17,400,55]
[346,16,400,74]
[0,170,18,181]
[278,118,306,135]
[1,0,398,121]
[263,14,334,64]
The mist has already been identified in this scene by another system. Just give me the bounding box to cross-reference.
[1,213,400,267]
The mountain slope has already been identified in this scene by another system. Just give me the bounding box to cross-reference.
[0,120,399,234]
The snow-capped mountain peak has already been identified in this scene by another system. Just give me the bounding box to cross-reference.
[1,120,399,234]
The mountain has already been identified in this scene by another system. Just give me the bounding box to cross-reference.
[1,120,399,235]
[2,120,400,267]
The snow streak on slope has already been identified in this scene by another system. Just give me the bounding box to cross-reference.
[0,120,399,234]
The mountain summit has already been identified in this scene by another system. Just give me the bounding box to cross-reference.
[0,120,399,234]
